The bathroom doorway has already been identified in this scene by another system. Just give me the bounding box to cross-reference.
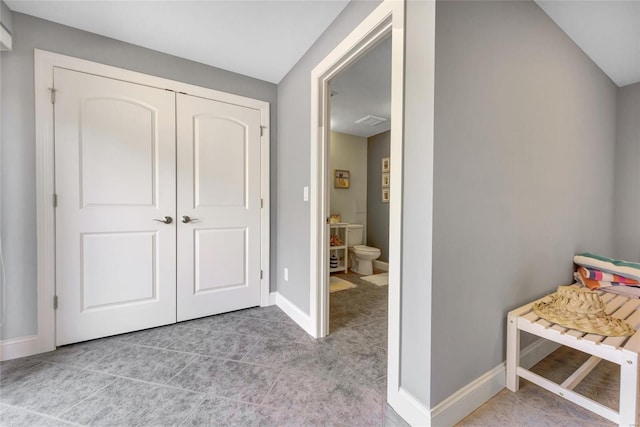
[326,36,391,335]
[308,1,421,418]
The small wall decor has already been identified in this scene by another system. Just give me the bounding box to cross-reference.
[382,188,390,203]
[334,169,350,189]
[382,157,390,173]
[382,173,390,188]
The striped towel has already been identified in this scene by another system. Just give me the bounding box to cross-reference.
[579,266,639,285]
[573,253,640,282]
[576,267,639,290]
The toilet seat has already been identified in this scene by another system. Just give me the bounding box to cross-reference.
[352,245,379,254]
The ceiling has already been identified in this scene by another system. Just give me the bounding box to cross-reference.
[330,36,391,138]
[5,0,350,84]
[5,0,637,131]
[327,2,640,139]
[535,0,640,87]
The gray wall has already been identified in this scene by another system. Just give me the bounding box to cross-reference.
[613,82,640,262]
[0,13,277,340]
[276,0,380,312]
[0,0,12,34]
[367,131,390,262]
[399,0,436,406]
[329,131,368,227]
[430,0,618,406]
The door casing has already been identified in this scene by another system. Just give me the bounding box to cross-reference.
[33,49,270,354]
[308,0,413,422]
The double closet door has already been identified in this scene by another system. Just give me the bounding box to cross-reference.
[54,68,262,346]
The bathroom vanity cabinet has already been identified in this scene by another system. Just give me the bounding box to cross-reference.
[329,223,349,273]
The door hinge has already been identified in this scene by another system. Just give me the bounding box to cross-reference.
[49,88,57,104]
[260,125,266,137]
[261,198,263,208]
[53,295,58,310]
[53,193,58,207]
[260,270,263,279]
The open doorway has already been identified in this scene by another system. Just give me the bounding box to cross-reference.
[308,0,406,414]
[327,36,391,335]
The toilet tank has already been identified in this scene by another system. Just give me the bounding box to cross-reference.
[346,224,364,246]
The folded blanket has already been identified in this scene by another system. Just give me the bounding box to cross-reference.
[576,268,637,290]
[574,253,640,282]
[579,266,639,285]
[575,274,640,299]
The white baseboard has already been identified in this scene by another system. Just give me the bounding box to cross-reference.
[373,260,389,272]
[0,335,42,361]
[518,338,561,370]
[268,291,277,306]
[274,292,314,337]
[430,339,560,427]
[388,387,431,426]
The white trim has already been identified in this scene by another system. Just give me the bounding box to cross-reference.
[309,0,410,422]
[389,388,431,426]
[385,0,409,419]
[36,50,269,110]
[268,291,278,306]
[0,25,11,51]
[259,104,271,308]
[0,336,41,361]
[275,292,314,337]
[310,0,398,340]
[32,51,57,360]
[30,49,270,358]
[431,339,561,427]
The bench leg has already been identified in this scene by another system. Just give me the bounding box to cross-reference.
[620,350,639,427]
[506,313,520,392]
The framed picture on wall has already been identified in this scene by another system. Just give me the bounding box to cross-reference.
[382,157,390,173]
[382,188,390,203]
[382,173,390,188]
[334,169,350,189]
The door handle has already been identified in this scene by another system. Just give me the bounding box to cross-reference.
[153,216,173,224]
[182,215,200,224]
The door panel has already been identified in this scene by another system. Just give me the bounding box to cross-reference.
[55,68,176,345]
[194,228,247,292]
[177,94,262,321]
[81,232,157,310]
[81,98,157,207]
[194,116,247,208]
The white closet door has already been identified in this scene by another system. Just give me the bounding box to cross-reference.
[176,93,262,321]
[55,68,177,345]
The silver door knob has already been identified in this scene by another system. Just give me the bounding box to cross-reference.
[182,215,200,223]
[153,216,173,224]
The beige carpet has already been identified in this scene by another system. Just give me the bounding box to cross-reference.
[360,272,388,287]
[330,276,357,293]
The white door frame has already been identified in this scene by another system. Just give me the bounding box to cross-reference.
[309,0,408,418]
[31,49,270,355]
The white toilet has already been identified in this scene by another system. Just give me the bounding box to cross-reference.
[346,224,381,275]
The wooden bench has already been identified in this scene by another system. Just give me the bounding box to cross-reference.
[506,291,640,426]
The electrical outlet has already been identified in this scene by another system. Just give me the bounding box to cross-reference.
[284,268,289,281]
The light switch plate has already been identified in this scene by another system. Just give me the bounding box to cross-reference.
[303,186,309,201]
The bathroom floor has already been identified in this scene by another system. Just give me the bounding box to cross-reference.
[0,274,398,426]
